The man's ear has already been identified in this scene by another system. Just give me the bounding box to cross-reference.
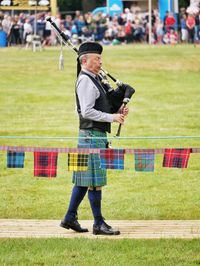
[82,55,87,64]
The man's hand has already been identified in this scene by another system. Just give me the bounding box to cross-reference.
[113,114,125,124]
[118,104,129,116]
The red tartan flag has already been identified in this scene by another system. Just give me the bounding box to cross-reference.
[34,151,58,177]
[162,148,191,168]
[100,149,125,169]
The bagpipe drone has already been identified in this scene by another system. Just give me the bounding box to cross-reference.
[46,16,135,136]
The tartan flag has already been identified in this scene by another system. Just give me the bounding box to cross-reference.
[134,149,155,172]
[34,151,58,177]
[68,153,89,171]
[100,149,125,169]
[163,148,191,168]
[7,151,25,168]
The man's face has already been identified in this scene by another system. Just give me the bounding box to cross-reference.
[84,53,102,74]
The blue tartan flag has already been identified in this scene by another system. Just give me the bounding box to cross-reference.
[134,149,155,172]
[100,148,125,169]
[7,151,25,168]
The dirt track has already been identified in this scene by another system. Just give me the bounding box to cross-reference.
[1,219,200,239]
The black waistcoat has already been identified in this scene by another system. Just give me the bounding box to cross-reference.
[76,71,112,133]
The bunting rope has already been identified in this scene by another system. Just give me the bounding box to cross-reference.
[0,146,200,154]
[0,135,199,154]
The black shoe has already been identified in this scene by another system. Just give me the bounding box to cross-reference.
[93,221,120,235]
[60,219,89,233]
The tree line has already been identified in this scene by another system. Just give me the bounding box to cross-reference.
[58,0,191,13]
[58,0,105,13]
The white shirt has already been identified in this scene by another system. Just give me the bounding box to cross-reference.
[76,69,113,123]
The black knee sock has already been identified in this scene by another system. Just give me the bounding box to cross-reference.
[88,189,103,226]
[64,186,88,222]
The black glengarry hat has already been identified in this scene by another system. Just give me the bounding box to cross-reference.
[77,41,103,76]
[78,41,103,57]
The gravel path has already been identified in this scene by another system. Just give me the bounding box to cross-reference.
[1,219,200,239]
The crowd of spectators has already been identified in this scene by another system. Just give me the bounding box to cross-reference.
[0,5,199,47]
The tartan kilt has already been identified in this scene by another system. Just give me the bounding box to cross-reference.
[72,129,107,187]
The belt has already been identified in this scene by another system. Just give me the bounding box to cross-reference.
[92,127,106,132]
[80,127,105,133]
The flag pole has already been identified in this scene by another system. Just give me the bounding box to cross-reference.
[107,0,110,15]
[148,0,152,44]
[34,1,37,36]
[168,0,171,12]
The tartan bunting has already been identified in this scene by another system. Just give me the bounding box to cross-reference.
[100,149,125,169]
[162,148,191,168]
[1,146,197,175]
[68,153,89,171]
[7,151,25,168]
[34,151,58,177]
[134,149,155,172]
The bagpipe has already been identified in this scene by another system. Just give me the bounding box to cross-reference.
[46,16,135,136]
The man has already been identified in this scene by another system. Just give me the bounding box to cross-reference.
[60,41,129,235]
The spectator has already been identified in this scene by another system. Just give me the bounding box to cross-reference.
[116,25,126,43]
[186,14,196,43]
[165,12,176,32]
[102,30,112,45]
[125,19,133,43]
[18,12,25,41]
[124,8,133,22]
[155,18,164,43]
[145,10,156,27]
[163,31,170,44]
[195,12,200,42]
[133,18,144,42]
[163,11,169,32]
[10,17,22,45]
[74,10,81,19]
[2,13,12,45]
[23,18,33,44]
[80,26,94,42]
[44,12,52,40]
[74,14,86,36]
[117,13,126,26]
[94,13,107,41]
[163,28,178,45]
[180,14,188,43]
[61,23,71,38]
[36,14,46,39]
[84,12,93,26]
[63,15,73,30]
[169,28,178,44]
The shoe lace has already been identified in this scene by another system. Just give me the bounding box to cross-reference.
[102,219,112,229]
[74,219,80,226]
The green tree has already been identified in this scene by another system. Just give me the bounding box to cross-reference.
[58,0,105,12]
[58,0,82,12]
[179,0,190,8]
[82,0,105,12]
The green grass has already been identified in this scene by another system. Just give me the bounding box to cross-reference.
[0,45,199,220]
[0,238,200,266]
[0,45,200,266]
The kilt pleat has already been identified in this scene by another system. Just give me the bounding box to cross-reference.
[72,129,107,187]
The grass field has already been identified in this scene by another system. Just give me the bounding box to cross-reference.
[0,45,200,265]
[1,238,200,266]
